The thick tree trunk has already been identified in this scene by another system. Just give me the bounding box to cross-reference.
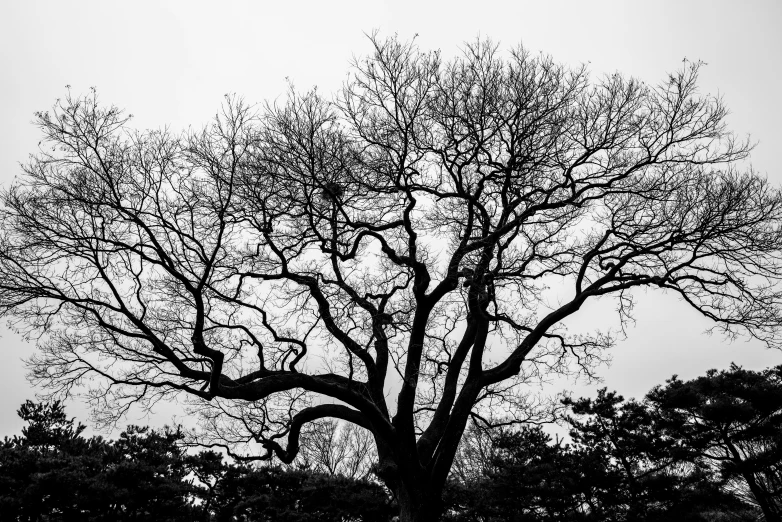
[396,485,444,522]
[374,428,450,521]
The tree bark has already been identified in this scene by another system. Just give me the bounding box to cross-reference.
[396,484,444,522]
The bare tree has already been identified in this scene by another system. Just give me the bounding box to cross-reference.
[291,418,377,480]
[2,35,782,521]
[449,420,497,483]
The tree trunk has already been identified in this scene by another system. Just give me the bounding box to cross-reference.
[740,471,779,522]
[725,440,780,522]
[738,470,779,522]
[396,484,444,522]
[374,440,447,521]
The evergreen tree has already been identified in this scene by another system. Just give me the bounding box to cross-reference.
[649,364,782,521]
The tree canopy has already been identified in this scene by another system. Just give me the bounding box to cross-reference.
[2,35,782,521]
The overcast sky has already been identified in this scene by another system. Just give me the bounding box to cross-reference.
[1,0,781,437]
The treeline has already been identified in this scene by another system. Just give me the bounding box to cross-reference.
[1,363,780,521]
[448,363,782,521]
[0,402,392,521]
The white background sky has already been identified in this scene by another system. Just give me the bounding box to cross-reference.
[1,0,781,437]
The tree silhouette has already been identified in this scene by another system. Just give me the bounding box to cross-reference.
[0,403,197,521]
[0,401,391,521]
[649,364,782,521]
[458,425,589,521]
[3,35,782,520]
[443,386,765,521]
[16,400,86,449]
[562,390,754,521]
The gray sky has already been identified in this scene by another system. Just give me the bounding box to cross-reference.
[1,0,781,437]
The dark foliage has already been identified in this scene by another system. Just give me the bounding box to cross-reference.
[2,363,780,521]
[444,426,590,521]
[0,402,196,521]
[209,466,393,522]
[648,364,782,521]
[0,401,390,521]
[442,366,782,521]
